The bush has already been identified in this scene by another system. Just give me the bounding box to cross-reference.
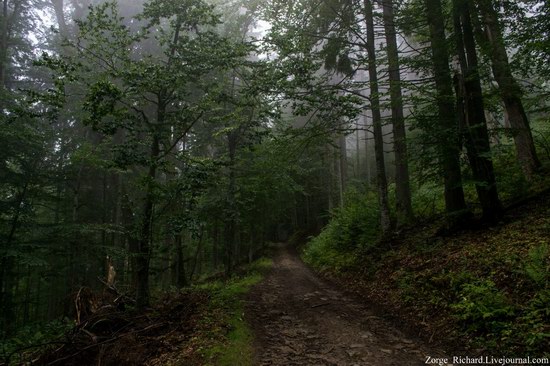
[451,279,515,334]
[410,182,445,220]
[0,319,73,365]
[519,289,550,353]
[524,243,550,288]
[491,143,530,201]
[302,189,379,271]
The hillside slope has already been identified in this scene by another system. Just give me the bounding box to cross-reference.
[303,190,550,357]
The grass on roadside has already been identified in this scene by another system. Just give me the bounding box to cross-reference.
[194,258,272,366]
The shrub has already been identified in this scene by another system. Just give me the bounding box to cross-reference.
[524,243,550,288]
[451,279,515,334]
[519,289,550,353]
[0,319,73,364]
[302,189,379,271]
[410,182,445,220]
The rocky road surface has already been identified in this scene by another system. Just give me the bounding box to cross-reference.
[245,244,446,366]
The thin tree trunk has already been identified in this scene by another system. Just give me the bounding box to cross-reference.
[34,273,41,320]
[212,221,219,269]
[355,119,361,178]
[364,0,391,234]
[135,135,159,309]
[0,0,8,92]
[23,266,31,324]
[174,233,187,288]
[189,229,204,283]
[248,224,255,263]
[335,143,344,208]
[474,0,540,179]
[224,134,237,276]
[425,0,470,225]
[365,120,372,183]
[339,134,347,199]
[453,0,502,222]
[381,0,413,225]
[326,144,334,212]
[305,193,311,228]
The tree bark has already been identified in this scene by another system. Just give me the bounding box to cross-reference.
[339,134,347,201]
[189,229,204,283]
[453,0,502,222]
[381,0,413,226]
[174,233,187,288]
[0,0,8,92]
[51,0,67,36]
[364,0,391,234]
[334,141,344,208]
[325,143,334,213]
[474,0,540,179]
[425,0,470,225]
[224,133,237,276]
[212,221,219,269]
[135,135,159,309]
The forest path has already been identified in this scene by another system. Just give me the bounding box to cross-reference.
[245,244,444,366]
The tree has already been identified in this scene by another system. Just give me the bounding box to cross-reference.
[42,0,249,308]
[473,0,541,180]
[381,0,413,226]
[363,0,391,234]
[424,0,469,224]
[0,0,52,335]
[452,0,502,222]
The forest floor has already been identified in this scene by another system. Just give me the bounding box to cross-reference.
[301,186,550,359]
[245,243,445,366]
[23,188,549,365]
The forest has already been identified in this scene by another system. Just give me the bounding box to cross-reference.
[0,0,549,364]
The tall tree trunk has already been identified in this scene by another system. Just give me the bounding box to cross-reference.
[364,119,372,184]
[304,193,311,228]
[22,266,31,324]
[224,134,237,276]
[425,0,470,225]
[364,0,391,234]
[334,142,344,208]
[135,135,159,309]
[453,0,502,222]
[0,174,31,335]
[174,233,187,288]
[0,0,8,92]
[189,229,204,283]
[325,144,334,212]
[381,0,413,226]
[212,221,219,269]
[51,0,67,36]
[339,134,347,198]
[474,0,540,179]
[355,119,361,178]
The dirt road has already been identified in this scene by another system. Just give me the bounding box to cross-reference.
[245,244,444,366]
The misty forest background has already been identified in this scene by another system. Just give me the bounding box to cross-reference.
[1,0,550,360]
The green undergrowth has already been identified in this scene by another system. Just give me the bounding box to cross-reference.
[303,182,550,356]
[302,189,380,272]
[195,258,272,366]
[0,319,73,364]
[0,257,272,366]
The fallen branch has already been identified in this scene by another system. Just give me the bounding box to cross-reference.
[46,323,167,365]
